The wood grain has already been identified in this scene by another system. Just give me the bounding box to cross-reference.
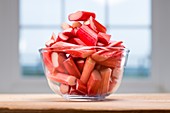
[0,94,170,113]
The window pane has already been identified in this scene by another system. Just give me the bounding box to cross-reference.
[109,28,151,77]
[108,0,151,26]
[20,0,61,26]
[65,0,105,25]
[20,28,60,76]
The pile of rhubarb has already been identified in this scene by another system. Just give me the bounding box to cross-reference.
[42,11,125,96]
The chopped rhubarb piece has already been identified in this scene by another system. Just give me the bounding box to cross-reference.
[61,22,72,30]
[108,77,118,93]
[87,70,102,96]
[98,57,121,68]
[62,28,74,37]
[92,49,118,62]
[91,50,109,62]
[57,32,70,41]
[63,57,81,78]
[66,48,96,58]
[45,40,55,47]
[76,59,85,72]
[97,42,105,46]
[98,68,112,95]
[69,87,79,95]
[73,28,79,36]
[111,68,123,79]
[51,52,66,73]
[77,25,98,46]
[68,11,96,21]
[80,57,96,84]
[51,41,80,50]
[72,21,82,28]
[97,32,111,45]
[45,33,57,47]
[48,73,77,86]
[76,79,87,95]
[108,41,123,47]
[60,84,70,94]
[86,16,107,33]
[42,52,55,73]
[68,37,86,46]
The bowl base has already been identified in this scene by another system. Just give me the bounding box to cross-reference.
[62,94,106,101]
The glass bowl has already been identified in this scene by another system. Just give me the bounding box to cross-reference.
[39,46,129,101]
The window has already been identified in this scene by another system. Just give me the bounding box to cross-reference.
[19,0,151,78]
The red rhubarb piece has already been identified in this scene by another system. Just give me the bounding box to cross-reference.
[61,22,72,30]
[66,48,96,58]
[97,42,105,46]
[98,68,112,95]
[45,33,57,47]
[68,37,86,46]
[68,11,96,21]
[57,32,70,41]
[48,73,77,86]
[76,79,87,95]
[111,68,123,79]
[72,21,82,28]
[85,16,107,33]
[76,59,85,72]
[77,25,98,46]
[51,41,80,50]
[108,41,123,47]
[97,32,111,45]
[63,57,81,78]
[51,52,67,73]
[62,28,74,37]
[91,50,109,62]
[69,86,84,95]
[87,70,102,96]
[92,49,117,62]
[60,84,70,94]
[80,57,96,84]
[42,52,54,73]
[108,77,118,93]
[98,57,121,68]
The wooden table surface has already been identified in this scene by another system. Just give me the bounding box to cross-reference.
[0,94,170,113]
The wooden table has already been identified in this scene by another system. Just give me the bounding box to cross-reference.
[0,94,170,113]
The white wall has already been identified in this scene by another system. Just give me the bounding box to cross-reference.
[0,0,170,93]
[0,0,20,92]
[152,0,170,92]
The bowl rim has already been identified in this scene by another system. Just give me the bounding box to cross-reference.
[39,46,130,53]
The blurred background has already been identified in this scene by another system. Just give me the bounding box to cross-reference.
[0,0,170,93]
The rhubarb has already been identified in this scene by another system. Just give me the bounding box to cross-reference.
[87,70,102,96]
[48,73,77,86]
[97,32,111,45]
[72,21,82,28]
[63,57,81,78]
[76,59,85,73]
[76,79,87,95]
[51,52,66,73]
[60,84,70,94]
[45,33,57,47]
[98,68,112,95]
[68,11,96,21]
[80,57,96,84]
[77,25,98,46]
[61,22,72,30]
